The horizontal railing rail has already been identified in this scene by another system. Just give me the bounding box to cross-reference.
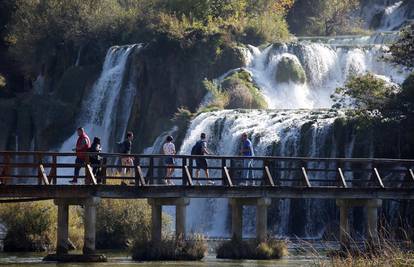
[0,151,413,189]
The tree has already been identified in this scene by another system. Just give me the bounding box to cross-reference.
[295,0,361,36]
[331,73,398,109]
[387,25,414,69]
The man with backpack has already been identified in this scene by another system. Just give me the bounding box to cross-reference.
[191,133,213,185]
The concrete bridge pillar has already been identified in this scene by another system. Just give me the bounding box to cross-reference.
[256,198,271,242]
[83,197,100,254]
[365,199,382,243]
[148,199,162,243]
[148,198,190,242]
[175,198,190,239]
[336,199,350,248]
[229,199,243,240]
[336,199,382,247]
[55,200,69,255]
[44,197,106,262]
[230,198,272,241]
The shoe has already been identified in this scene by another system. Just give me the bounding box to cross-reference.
[69,180,77,184]
[120,181,127,186]
[207,180,215,185]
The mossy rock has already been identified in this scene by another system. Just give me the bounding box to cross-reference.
[275,56,306,84]
[221,70,267,109]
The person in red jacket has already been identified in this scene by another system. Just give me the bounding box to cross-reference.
[69,127,91,184]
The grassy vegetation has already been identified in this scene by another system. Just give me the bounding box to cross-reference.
[131,234,207,261]
[0,201,83,252]
[216,237,288,260]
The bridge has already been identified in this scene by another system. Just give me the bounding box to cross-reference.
[1,151,414,262]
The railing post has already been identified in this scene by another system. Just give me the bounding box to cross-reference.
[37,154,43,185]
[222,158,226,185]
[182,156,186,186]
[49,155,57,185]
[148,157,154,184]
[100,157,107,185]
[263,159,275,187]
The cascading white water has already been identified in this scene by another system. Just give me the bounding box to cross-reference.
[245,38,408,109]
[58,44,141,178]
[180,33,410,238]
[180,109,355,237]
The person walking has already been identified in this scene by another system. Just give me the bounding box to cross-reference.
[192,133,213,185]
[240,132,254,185]
[163,135,176,185]
[69,127,91,184]
[88,137,102,179]
[119,131,134,185]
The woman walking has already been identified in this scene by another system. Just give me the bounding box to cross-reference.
[163,135,176,185]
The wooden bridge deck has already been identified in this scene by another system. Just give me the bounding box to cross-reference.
[1,151,414,200]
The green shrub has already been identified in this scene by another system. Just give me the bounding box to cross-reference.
[216,237,288,260]
[331,73,398,110]
[221,71,268,109]
[0,201,83,252]
[96,199,157,249]
[131,234,207,261]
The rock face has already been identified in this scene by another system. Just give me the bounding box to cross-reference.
[275,56,306,84]
[125,34,247,151]
[0,33,246,152]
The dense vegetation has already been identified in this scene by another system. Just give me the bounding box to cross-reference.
[216,237,288,259]
[96,199,154,249]
[132,235,207,261]
[3,0,293,77]
[0,201,83,252]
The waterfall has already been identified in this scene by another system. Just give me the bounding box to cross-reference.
[244,37,408,109]
[57,44,141,178]
[180,33,410,238]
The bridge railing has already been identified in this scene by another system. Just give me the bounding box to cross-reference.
[0,151,414,188]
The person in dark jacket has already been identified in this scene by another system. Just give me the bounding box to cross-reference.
[89,137,102,177]
[120,131,134,185]
[69,127,91,184]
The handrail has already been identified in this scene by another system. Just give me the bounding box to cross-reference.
[1,151,414,164]
[0,151,413,189]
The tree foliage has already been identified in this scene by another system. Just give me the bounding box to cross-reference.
[331,73,399,110]
[289,0,362,36]
[387,25,414,69]
[6,0,294,74]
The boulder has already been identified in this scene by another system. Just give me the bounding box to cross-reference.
[275,56,306,84]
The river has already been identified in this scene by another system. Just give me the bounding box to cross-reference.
[0,252,318,267]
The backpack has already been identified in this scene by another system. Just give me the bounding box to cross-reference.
[116,141,125,153]
[191,141,203,155]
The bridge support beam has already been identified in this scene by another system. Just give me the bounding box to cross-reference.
[44,197,106,263]
[365,199,382,244]
[336,199,382,248]
[230,198,271,242]
[83,197,100,254]
[148,198,190,242]
[55,200,69,255]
